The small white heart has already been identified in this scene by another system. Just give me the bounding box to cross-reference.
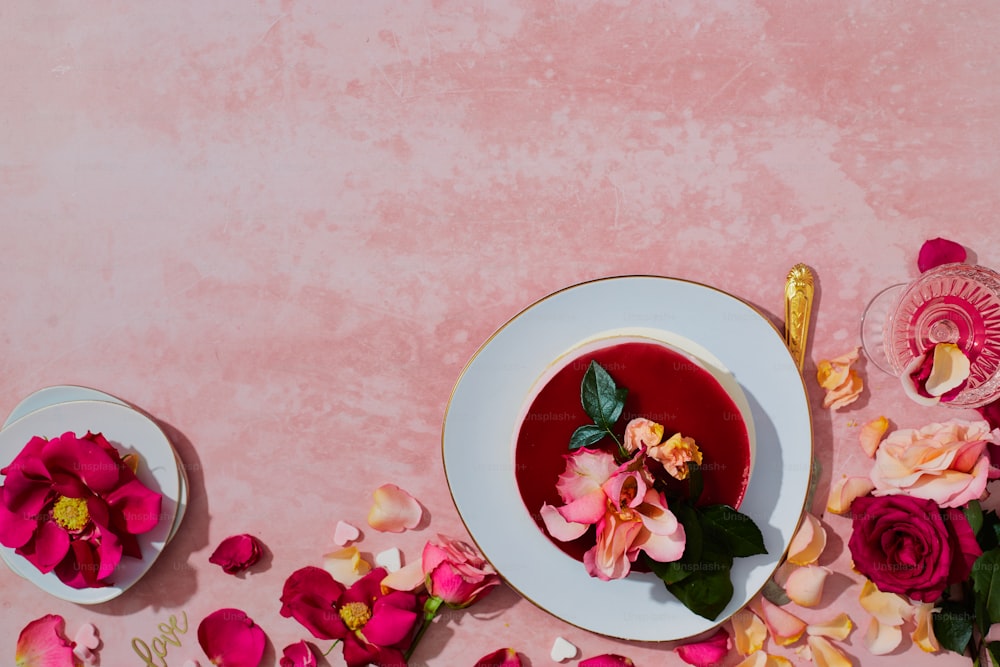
[550,636,578,662]
[333,520,360,546]
[375,547,402,572]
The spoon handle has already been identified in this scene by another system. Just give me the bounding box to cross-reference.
[785,264,814,371]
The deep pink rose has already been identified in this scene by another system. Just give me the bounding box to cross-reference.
[279,566,421,667]
[918,237,967,273]
[0,431,162,588]
[849,495,981,602]
[209,534,263,574]
[422,535,500,608]
[197,609,267,667]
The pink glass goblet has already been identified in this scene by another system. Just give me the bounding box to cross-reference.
[860,263,1000,408]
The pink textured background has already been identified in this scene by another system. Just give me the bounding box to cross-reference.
[3,1,1000,665]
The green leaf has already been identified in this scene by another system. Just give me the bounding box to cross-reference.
[644,556,691,585]
[987,641,1000,667]
[933,599,975,654]
[568,424,607,450]
[698,505,767,558]
[580,361,627,431]
[665,566,734,620]
[980,511,1000,552]
[686,462,703,503]
[966,500,984,536]
[972,550,1000,629]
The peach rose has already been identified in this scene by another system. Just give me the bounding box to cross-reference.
[870,419,998,508]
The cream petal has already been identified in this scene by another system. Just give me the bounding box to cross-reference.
[859,580,914,625]
[859,416,889,457]
[808,636,853,667]
[912,602,941,653]
[785,565,832,607]
[367,483,422,532]
[863,617,903,655]
[752,597,807,646]
[540,503,589,541]
[787,513,827,566]
[924,343,971,397]
[731,609,767,656]
[380,559,425,592]
[806,613,853,641]
[826,476,875,514]
[322,546,372,586]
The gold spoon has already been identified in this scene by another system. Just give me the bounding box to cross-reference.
[785,264,815,371]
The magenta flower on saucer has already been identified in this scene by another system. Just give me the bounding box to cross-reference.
[0,431,163,588]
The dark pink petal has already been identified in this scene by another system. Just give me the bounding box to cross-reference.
[341,566,388,605]
[209,534,264,574]
[475,647,522,667]
[104,478,162,534]
[918,237,967,272]
[94,524,124,581]
[341,639,385,667]
[978,399,1000,430]
[42,433,121,494]
[18,519,70,574]
[15,614,76,667]
[197,609,266,667]
[0,501,40,549]
[279,641,317,667]
[279,566,347,640]
[675,628,731,667]
[579,655,634,667]
[362,598,420,646]
[945,506,982,585]
[2,436,50,479]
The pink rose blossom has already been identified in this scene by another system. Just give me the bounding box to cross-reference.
[623,418,663,454]
[196,609,267,667]
[870,419,998,507]
[0,431,162,588]
[423,535,500,608]
[647,433,703,480]
[208,534,264,574]
[15,614,76,667]
[918,237,967,272]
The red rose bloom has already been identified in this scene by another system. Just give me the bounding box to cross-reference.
[848,494,981,602]
[0,431,162,588]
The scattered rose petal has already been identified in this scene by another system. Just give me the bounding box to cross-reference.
[279,640,316,667]
[15,615,76,667]
[322,546,372,585]
[826,476,875,514]
[375,547,402,572]
[732,608,767,656]
[208,534,264,574]
[197,609,266,667]
[580,654,635,667]
[859,416,889,457]
[72,623,101,666]
[333,520,360,546]
[380,559,424,592]
[925,343,971,397]
[787,513,827,566]
[807,635,853,667]
[863,617,903,655]
[912,602,940,653]
[367,483,422,532]
[550,636,578,662]
[918,237,966,273]
[817,348,863,410]
[785,565,832,607]
[901,353,943,406]
[539,502,589,541]
[858,579,914,626]
[676,627,730,667]
[752,597,807,646]
[794,644,812,661]
[734,652,793,667]
[807,613,853,641]
[475,648,522,667]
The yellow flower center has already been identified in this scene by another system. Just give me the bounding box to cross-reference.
[339,602,372,631]
[52,495,90,531]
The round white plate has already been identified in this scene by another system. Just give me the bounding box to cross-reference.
[0,400,180,604]
[3,386,189,544]
[442,276,813,641]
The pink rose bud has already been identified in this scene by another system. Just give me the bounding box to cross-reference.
[474,647,522,666]
[422,535,500,608]
[208,534,264,574]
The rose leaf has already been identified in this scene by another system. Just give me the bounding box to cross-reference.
[569,425,608,451]
[699,505,767,558]
[964,499,984,536]
[665,565,733,621]
[580,361,627,432]
[932,599,974,654]
[971,549,1000,628]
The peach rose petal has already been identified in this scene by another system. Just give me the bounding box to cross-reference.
[826,476,876,514]
[322,546,372,586]
[817,348,864,410]
[807,635,853,667]
[859,417,889,457]
[785,565,832,607]
[859,579,914,625]
[732,609,768,656]
[380,559,425,592]
[752,597,807,646]
[734,652,793,667]
[540,502,589,541]
[367,484,422,532]
[787,513,827,566]
[863,617,903,655]
[912,602,940,653]
[807,613,853,641]
[925,343,971,397]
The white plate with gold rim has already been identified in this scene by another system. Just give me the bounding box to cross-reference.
[442,275,812,641]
